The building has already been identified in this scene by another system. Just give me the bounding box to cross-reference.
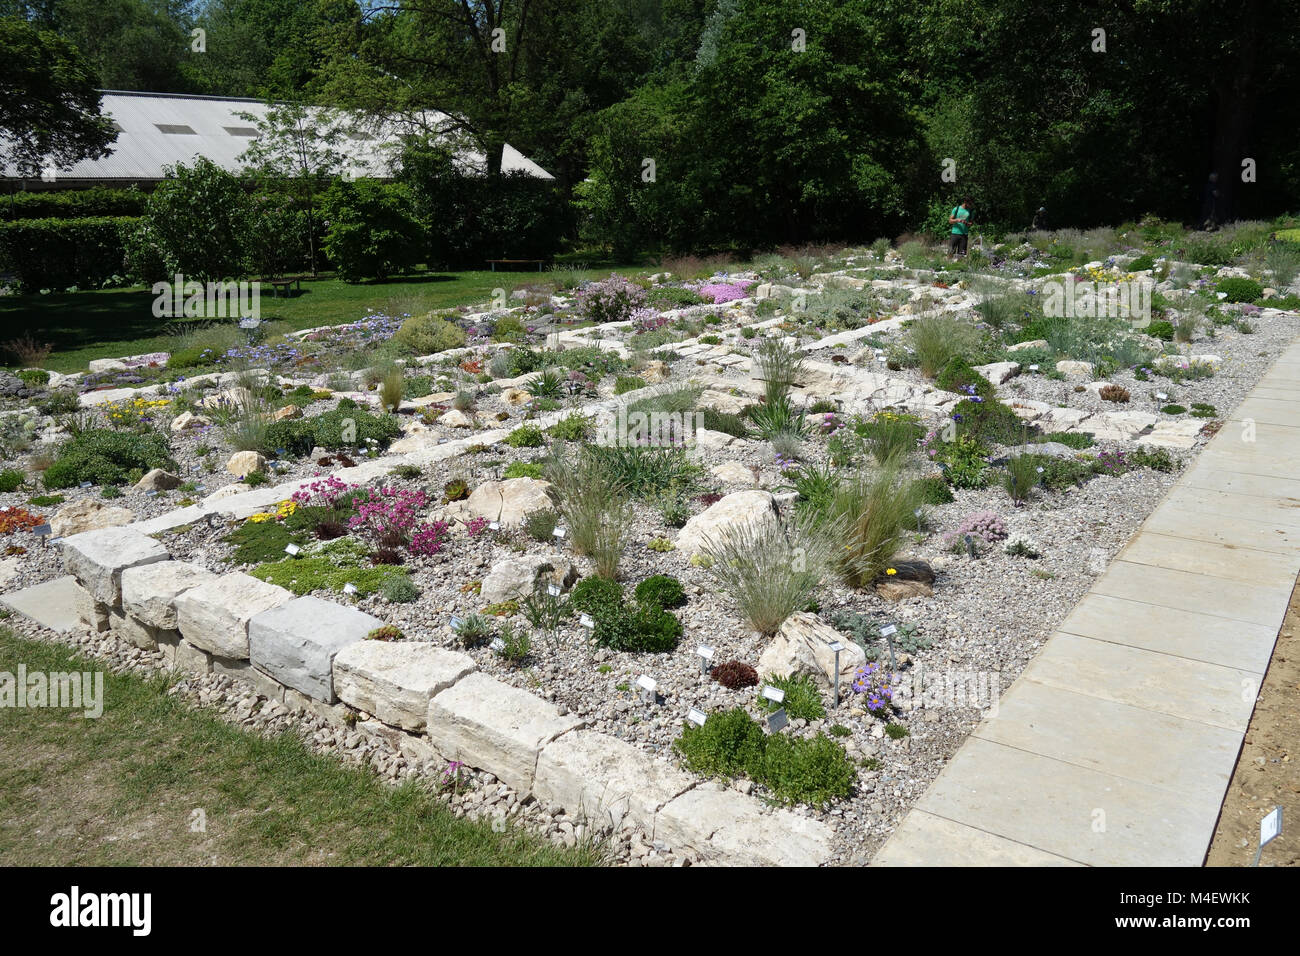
[2,90,553,189]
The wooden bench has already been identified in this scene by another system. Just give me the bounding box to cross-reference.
[259,275,305,297]
[486,258,546,272]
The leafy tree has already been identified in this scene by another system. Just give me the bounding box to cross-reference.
[237,100,351,274]
[321,178,425,281]
[0,16,117,179]
[138,157,253,280]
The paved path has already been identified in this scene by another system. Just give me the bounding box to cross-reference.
[874,340,1300,866]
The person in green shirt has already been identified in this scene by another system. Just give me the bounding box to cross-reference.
[948,199,971,257]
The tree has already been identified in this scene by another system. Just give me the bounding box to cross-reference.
[320,178,424,281]
[237,101,351,274]
[139,157,253,281]
[0,16,117,179]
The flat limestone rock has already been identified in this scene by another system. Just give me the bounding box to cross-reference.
[534,730,695,830]
[249,596,383,702]
[121,560,217,630]
[59,526,170,607]
[175,572,293,660]
[426,672,584,792]
[333,641,476,732]
[675,490,779,555]
[656,788,835,866]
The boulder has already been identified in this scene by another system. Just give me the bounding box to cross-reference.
[501,388,532,406]
[756,612,866,690]
[333,641,476,732]
[49,498,135,538]
[480,555,577,604]
[250,597,383,702]
[121,560,217,630]
[226,450,267,478]
[135,468,183,492]
[675,490,780,555]
[1055,360,1095,378]
[710,461,759,485]
[694,427,740,450]
[59,526,170,607]
[972,361,1020,385]
[169,410,212,432]
[175,572,294,660]
[271,404,303,421]
[640,360,670,383]
[438,409,474,428]
[697,388,752,415]
[466,478,555,527]
[1007,339,1048,352]
[426,672,585,792]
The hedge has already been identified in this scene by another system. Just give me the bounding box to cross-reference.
[0,187,148,221]
[0,216,135,289]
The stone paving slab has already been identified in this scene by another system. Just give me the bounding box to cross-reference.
[1142,500,1300,555]
[1091,560,1289,627]
[1152,486,1300,530]
[1021,632,1259,732]
[911,738,1223,867]
[1057,593,1277,674]
[1116,531,1300,587]
[1181,460,1300,500]
[1226,396,1300,427]
[1,576,83,634]
[975,680,1242,794]
[872,811,1081,867]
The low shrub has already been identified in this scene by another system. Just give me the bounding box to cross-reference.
[505,424,546,447]
[913,475,954,504]
[935,357,995,400]
[392,312,468,355]
[43,429,174,489]
[1145,320,1175,341]
[1129,446,1179,472]
[381,576,420,603]
[633,574,686,609]
[614,375,647,395]
[251,555,411,597]
[1216,277,1263,303]
[0,469,23,493]
[264,408,402,457]
[503,461,543,479]
[673,708,854,806]
[1099,384,1130,403]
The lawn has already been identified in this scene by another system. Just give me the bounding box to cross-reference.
[0,627,601,866]
[1,265,632,373]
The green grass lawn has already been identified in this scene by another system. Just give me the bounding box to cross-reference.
[2,266,632,373]
[0,627,601,866]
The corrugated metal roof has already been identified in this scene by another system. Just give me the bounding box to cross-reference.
[2,90,553,183]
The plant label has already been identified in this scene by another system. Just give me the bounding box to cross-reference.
[1262,806,1282,847]
[1028,364,1039,372]
[342,583,358,596]
[1156,392,1168,400]
[33,523,52,536]
[686,708,707,727]
[761,686,785,704]
[553,527,567,539]
[578,613,595,629]
[449,615,465,631]
[881,624,897,638]
[284,543,301,556]
[768,708,788,732]
[80,482,92,489]
[489,637,505,652]
[827,641,844,653]
[636,674,656,693]
[696,645,714,661]
[546,584,561,597]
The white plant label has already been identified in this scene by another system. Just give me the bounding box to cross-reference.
[881,624,898,637]
[1261,806,1282,847]
[284,543,301,556]
[761,686,785,704]
[686,708,707,727]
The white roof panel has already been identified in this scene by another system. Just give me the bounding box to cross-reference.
[2,91,553,183]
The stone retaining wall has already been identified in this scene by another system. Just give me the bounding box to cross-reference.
[56,524,834,867]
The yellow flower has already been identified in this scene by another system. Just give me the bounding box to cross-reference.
[886,567,897,575]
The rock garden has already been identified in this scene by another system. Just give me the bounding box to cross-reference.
[4,225,1300,865]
